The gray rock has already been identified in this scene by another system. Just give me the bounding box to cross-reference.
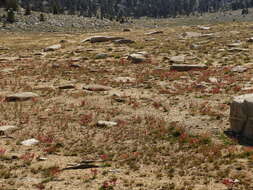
[21,138,39,146]
[95,53,108,59]
[83,84,112,91]
[231,66,247,73]
[230,94,253,142]
[97,121,117,127]
[170,55,185,63]
[113,39,135,44]
[208,77,218,83]
[0,125,18,135]
[58,84,75,89]
[128,53,147,63]
[5,92,39,102]
[247,37,253,43]
[44,44,61,52]
[170,64,208,71]
[145,31,163,35]
[183,32,202,38]
[114,77,136,83]
[82,36,124,43]
[227,43,242,48]
[228,48,248,52]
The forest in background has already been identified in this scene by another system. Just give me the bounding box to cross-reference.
[0,0,253,20]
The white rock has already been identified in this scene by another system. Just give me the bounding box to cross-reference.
[231,66,247,73]
[5,92,39,102]
[170,55,185,63]
[227,43,242,48]
[97,121,117,127]
[128,53,147,63]
[83,84,112,91]
[44,44,61,52]
[145,31,163,35]
[114,77,136,83]
[0,125,18,134]
[21,138,39,146]
[208,77,218,83]
[183,32,202,38]
[198,26,211,30]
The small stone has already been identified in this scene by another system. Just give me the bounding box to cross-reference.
[0,125,18,135]
[128,53,147,63]
[170,55,185,63]
[197,26,210,30]
[231,66,247,73]
[83,84,112,91]
[44,44,61,52]
[69,63,82,68]
[208,77,218,83]
[113,39,135,44]
[183,32,202,38]
[247,37,253,43]
[21,138,39,146]
[5,92,39,102]
[228,48,248,52]
[114,77,136,83]
[97,121,117,127]
[170,64,208,71]
[0,46,9,50]
[227,43,242,48]
[123,28,131,32]
[82,36,124,43]
[58,84,75,89]
[95,53,108,59]
[145,31,163,35]
[33,85,54,91]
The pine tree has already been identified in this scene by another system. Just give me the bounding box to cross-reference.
[39,13,45,22]
[7,8,15,23]
[6,0,18,11]
[24,3,31,16]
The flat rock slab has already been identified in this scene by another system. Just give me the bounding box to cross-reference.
[83,85,112,91]
[145,31,163,35]
[197,26,211,30]
[21,138,39,146]
[113,39,135,44]
[183,32,202,38]
[58,84,76,89]
[231,66,247,73]
[0,125,18,135]
[44,44,61,52]
[97,121,118,127]
[114,77,136,83]
[95,53,108,59]
[5,92,39,102]
[227,43,243,48]
[170,55,185,63]
[170,64,208,71]
[82,36,124,43]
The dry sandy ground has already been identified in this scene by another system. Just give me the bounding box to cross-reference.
[0,22,253,190]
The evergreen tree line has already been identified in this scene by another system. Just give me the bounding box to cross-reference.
[1,0,253,19]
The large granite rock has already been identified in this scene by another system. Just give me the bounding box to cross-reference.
[230,94,253,141]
